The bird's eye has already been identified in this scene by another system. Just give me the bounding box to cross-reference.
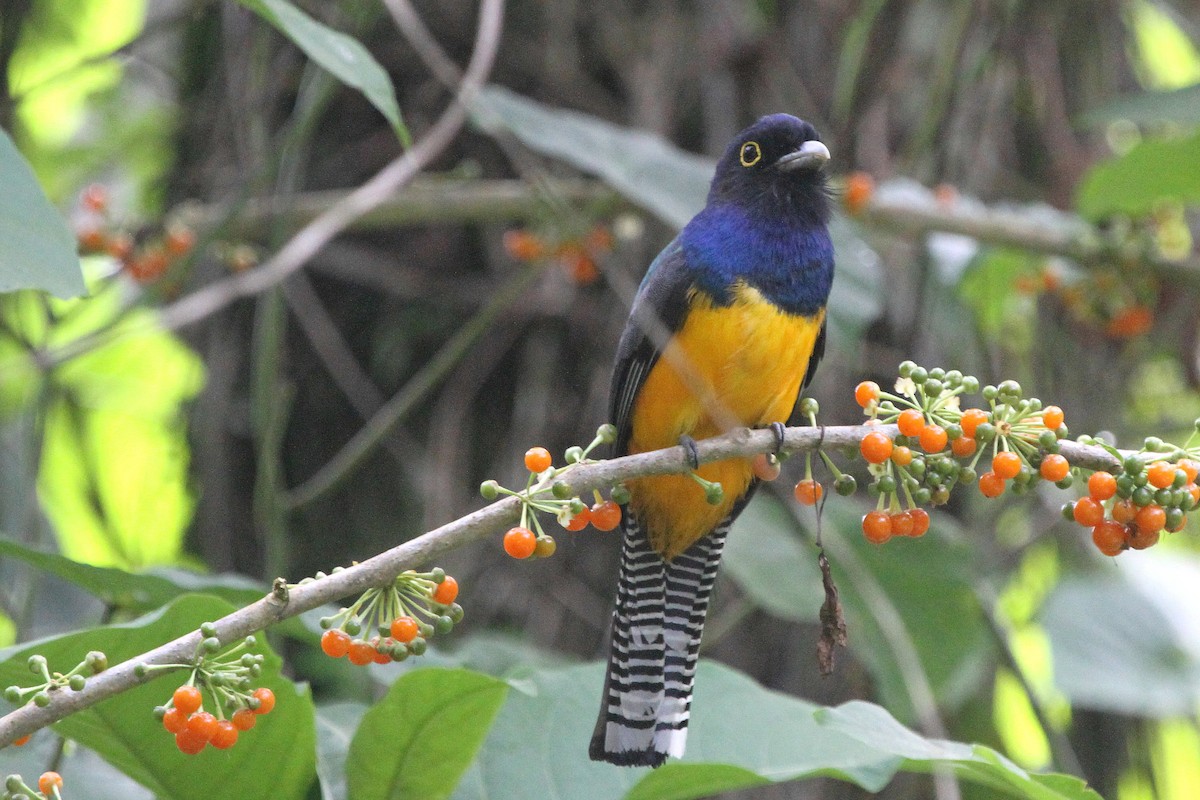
[739,141,762,167]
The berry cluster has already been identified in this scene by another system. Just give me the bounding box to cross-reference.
[503,223,613,285]
[4,651,107,712]
[1064,448,1198,556]
[848,365,1069,543]
[3,771,64,799]
[315,568,463,666]
[74,184,196,284]
[481,425,628,560]
[139,627,272,754]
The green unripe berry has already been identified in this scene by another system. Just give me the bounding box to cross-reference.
[27,655,46,674]
[1134,472,1148,488]
[799,397,819,416]
[1061,502,1076,522]
[705,483,724,505]
[564,446,584,464]
[899,360,917,378]
[1173,470,1188,489]
[569,497,586,515]
[908,459,926,479]
[928,486,948,505]
[1038,430,1059,451]
[834,474,857,496]
[344,617,362,636]
[945,423,963,441]
[200,622,218,638]
[961,376,980,394]
[134,663,148,678]
[914,487,933,505]
[910,366,928,383]
[448,603,465,623]
[4,686,20,704]
[479,480,500,500]
[435,616,454,635]
[981,384,997,402]
[1155,488,1174,506]
[69,674,86,692]
[958,466,977,486]
[551,481,573,500]
[1132,486,1154,507]
[1144,436,1164,451]
[1116,476,1135,498]
[928,367,945,381]
[611,484,632,505]
[33,691,50,708]
[974,423,997,444]
[86,651,107,673]
[945,369,963,385]
[923,378,944,397]
[997,379,1022,399]
[1055,474,1074,489]
[597,423,618,444]
[1166,507,1186,530]
[410,637,428,656]
[1123,455,1144,474]
[866,481,880,498]
[876,475,897,494]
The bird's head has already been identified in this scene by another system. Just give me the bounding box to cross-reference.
[708,114,831,223]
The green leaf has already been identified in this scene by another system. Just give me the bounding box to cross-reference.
[1076,130,1200,219]
[316,702,368,800]
[817,702,1103,800]
[0,594,316,800]
[0,537,264,612]
[0,128,86,298]
[726,494,994,720]
[957,247,1039,348]
[1078,83,1200,127]
[347,668,508,800]
[473,86,882,343]
[1040,553,1200,717]
[238,0,408,145]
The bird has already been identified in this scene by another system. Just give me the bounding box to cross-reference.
[589,114,834,767]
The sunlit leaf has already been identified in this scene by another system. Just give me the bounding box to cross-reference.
[1076,130,1200,219]
[0,129,86,298]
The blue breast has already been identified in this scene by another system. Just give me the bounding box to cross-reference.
[679,202,834,316]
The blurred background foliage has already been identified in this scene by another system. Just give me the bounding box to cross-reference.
[2,0,1200,798]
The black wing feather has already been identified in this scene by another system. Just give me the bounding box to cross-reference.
[609,237,694,456]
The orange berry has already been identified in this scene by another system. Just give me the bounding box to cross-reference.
[854,380,880,408]
[390,616,419,643]
[794,478,823,506]
[1088,471,1117,501]
[175,729,208,754]
[371,638,392,664]
[909,508,931,537]
[933,183,958,207]
[1073,497,1106,527]
[173,685,203,715]
[232,708,257,731]
[992,451,1022,480]
[585,225,614,253]
[897,409,925,437]
[39,772,64,795]
[320,628,352,658]
[13,734,31,746]
[81,183,108,212]
[1041,406,1064,430]
[503,229,545,261]
[1146,460,1176,489]
[918,424,948,453]
[862,510,892,543]
[1105,305,1153,338]
[590,501,622,531]
[165,224,196,256]
[843,172,875,216]
[1133,504,1166,535]
[186,711,218,742]
[210,720,238,750]
[563,505,590,531]
[77,226,108,254]
[565,251,600,285]
[1179,459,1200,484]
[1112,498,1137,524]
[890,446,913,467]
[524,446,552,473]
[106,232,134,261]
[752,452,782,481]
[860,430,893,463]
[1039,453,1070,482]
[347,639,374,665]
[959,408,989,437]
[1092,521,1127,557]
[1188,484,1200,508]
[951,435,977,457]
[162,707,187,734]
[433,575,459,605]
[128,248,169,283]
[503,526,538,557]
[1127,523,1160,550]
[890,511,915,537]
[252,688,275,715]
[978,471,1006,498]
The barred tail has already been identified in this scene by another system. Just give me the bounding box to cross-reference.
[589,512,730,767]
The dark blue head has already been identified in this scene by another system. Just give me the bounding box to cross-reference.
[707,114,831,227]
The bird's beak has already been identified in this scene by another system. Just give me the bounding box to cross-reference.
[777,140,830,172]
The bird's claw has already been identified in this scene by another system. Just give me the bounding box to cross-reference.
[678,435,701,470]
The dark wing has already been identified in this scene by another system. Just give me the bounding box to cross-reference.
[609,236,695,456]
[787,315,827,425]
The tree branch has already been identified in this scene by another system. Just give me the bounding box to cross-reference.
[0,423,1125,745]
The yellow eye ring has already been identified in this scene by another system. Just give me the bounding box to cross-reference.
[739,141,762,167]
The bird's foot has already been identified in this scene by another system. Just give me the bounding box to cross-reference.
[769,421,787,456]
[678,435,700,470]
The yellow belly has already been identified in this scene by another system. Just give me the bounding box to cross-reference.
[627,284,825,558]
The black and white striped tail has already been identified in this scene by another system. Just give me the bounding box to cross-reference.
[589,512,731,767]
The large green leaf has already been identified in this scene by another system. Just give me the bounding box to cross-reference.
[1040,552,1200,717]
[0,128,86,298]
[726,493,994,720]
[238,0,408,144]
[817,701,1102,800]
[450,658,1093,799]
[473,86,882,342]
[1076,129,1200,219]
[347,668,508,800]
[316,702,368,800]
[0,594,316,800]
